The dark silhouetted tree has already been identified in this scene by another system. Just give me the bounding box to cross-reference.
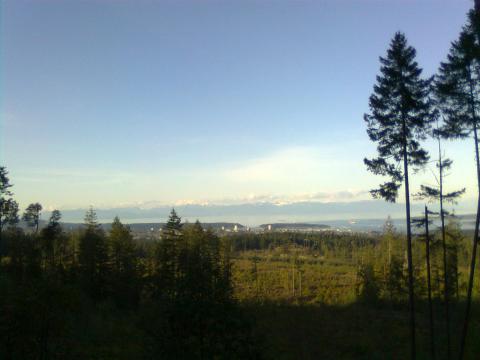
[144,219,260,359]
[153,209,184,299]
[78,207,109,300]
[364,32,435,359]
[435,4,480,357]
[0,200,18,233]
[23,203,43,233]
[164,208,182,232]
[40,210,64,270]
[109,216,139,308]
[0,167,19,255]
[416,124,465,360]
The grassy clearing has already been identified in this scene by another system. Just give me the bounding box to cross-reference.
[232,246,480,359]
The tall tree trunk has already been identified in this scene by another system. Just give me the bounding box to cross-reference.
[459,73,480,360]
[292,262,295,297]
[459,123,480,360]
[425,206,435,360]
[299,271,302,297]
[438,139,451,360]
[403,126,416,360]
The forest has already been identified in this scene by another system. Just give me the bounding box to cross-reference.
[3,2,480,360]
[2,178,480,359]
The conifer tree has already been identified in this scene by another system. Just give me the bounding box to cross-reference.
[435,4,480,356]
[78,207,109,300]
[0,167,13,198]
[0,200,18,233]
[84,206,100,231]
[22,203,43,233]
[384,242,407,302]
[110,216,136,274]
[364,32,435,359]
[164,208,182,232]
[0,167,19,246]
[155,209,183,299]
[40,210,63,270]
[109,216,138,307]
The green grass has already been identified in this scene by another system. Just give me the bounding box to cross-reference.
[233,248,357,304]
[232,247,480,359]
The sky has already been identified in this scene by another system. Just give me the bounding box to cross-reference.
[0,0,477,221]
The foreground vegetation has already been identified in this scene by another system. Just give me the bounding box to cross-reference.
[2,191,480,358]
[2,166,480,359]
[0,205,261,359]
[230,226,480,359]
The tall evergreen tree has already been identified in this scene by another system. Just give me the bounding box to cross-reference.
[154,209,184,299]
[110,216,136,274]
[0,199,18,233]
[0,167,19,243]
[0,167,13,198]
[364,32,435,359]
[109,216,139,307]
[40,210,63,270]
[435,4,480,357]
[22,203,43,233]
[84,206,100,231]
[144,220,257,359]
[78,207,109,300]
[163,208,182,232]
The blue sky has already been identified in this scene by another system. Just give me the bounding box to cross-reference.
[1,0,476,217]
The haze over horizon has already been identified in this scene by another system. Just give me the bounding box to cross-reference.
[2,0,476,219]
[34,199,475,227]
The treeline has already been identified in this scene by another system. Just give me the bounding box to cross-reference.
[227,230,377,258]
[0,168,260,359]
[228,218,470,303]
[355,218,466,303]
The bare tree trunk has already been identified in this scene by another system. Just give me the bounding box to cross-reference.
[299,270,302,298]
[292,262,295,297]
[438,139,451,360]
[388,235,392,266]
[403,120,416,360]
[425,206,436,360]
[459,75,480,360]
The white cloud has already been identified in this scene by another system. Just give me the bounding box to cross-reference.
[225,146,322,183]
[212,190,370,205]
[111,190,370,209]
